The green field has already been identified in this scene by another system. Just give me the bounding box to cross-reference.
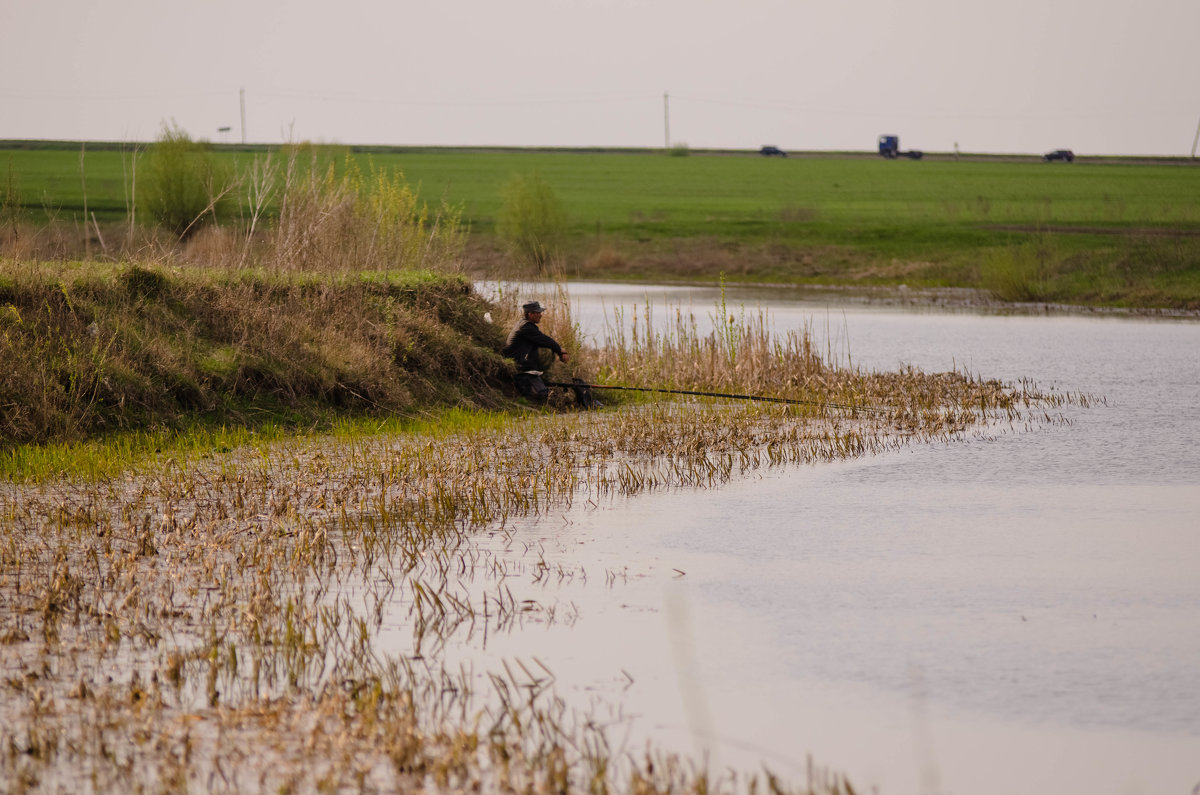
[4,142,1200,309]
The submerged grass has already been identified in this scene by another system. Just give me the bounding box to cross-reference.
[0,285,1082,793]
[0,406,515,483]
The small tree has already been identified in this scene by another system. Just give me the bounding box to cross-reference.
[140,122,234,238]
[497,172,567,271]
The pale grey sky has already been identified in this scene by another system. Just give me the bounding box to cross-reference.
[3,0,1198,155]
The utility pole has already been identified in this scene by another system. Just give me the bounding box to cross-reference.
[240,87,246,145]
[1191,113,1199,159]
[663,92,670,149]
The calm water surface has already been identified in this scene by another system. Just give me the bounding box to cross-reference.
[447,284,1200,794]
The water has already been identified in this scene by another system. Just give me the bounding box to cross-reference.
[464,284,1200,794]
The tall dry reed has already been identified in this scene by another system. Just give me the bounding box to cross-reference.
[585,294,1049,425]
[262,148,465,274]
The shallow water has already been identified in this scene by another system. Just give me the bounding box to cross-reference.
[459,285,1200,794]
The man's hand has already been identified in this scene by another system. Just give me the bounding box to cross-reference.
[559,352,569,363]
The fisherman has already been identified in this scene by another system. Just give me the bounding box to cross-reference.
[502,300,564,403]
[502,301,599,408]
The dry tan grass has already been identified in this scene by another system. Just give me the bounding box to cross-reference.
[0,334,1077,792]
[0,264,512,447]
[585,299,1055,433]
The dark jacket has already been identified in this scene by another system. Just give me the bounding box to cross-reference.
[503,320,563,371]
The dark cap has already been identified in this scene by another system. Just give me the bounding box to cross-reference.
[522,301,546,314]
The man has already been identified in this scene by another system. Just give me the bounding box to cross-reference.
[502,300,567,403]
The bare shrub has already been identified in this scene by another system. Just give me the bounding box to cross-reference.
[1,157,24,247]
[582,247,628,273]
[180,223,243,267]
[265,148,464,274]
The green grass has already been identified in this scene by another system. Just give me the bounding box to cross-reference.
[4,145,137,219]
[351,151,1200,239]
[5,143,1200,309]
[10,144,1199,234]
[0,405,514,483]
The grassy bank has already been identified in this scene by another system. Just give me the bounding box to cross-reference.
[5,143,1200,310]
[2,259,598,482]
[0,263,514,444]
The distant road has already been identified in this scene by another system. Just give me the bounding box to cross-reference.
[1,139,1196,166]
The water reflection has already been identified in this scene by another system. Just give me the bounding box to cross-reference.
[470,283,1200,795]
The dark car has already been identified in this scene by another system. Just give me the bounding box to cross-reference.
[759,146,787,158]
[1043,149,1075,162]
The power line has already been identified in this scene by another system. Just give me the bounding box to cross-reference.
[1,87,1184,123]
[0,89,233,101]
[252,90,653,108]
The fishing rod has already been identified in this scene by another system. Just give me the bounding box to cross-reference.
[545,381,889,415]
